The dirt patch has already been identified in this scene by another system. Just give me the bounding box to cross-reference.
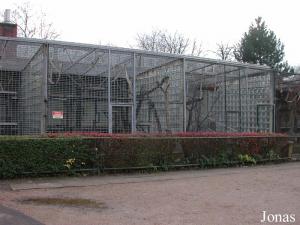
[18,197,105,209]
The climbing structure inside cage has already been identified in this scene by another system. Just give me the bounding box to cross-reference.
[0,37,276,135]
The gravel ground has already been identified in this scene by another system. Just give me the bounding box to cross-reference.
[0,162,299,225]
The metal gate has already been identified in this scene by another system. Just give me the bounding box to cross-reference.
[111,104,132,133]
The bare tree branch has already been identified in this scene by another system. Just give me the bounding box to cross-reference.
[214,42,234,61]
[136,29,204,56]
[9,2,59,39]
[190,40,203,57]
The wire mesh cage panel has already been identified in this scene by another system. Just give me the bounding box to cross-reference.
[20,45,45,134]
[242,69,272,132]
[136,55,184,132]
[275,73,300,134]
[109,51,134,133]
[185,62,273,132]
[112,106,132,133]
[0,39,43,135]
[185,61,226,132]
[110,51,134,103]
[47,44,109,133]
[0,70,19,134]
[0,37,276,135]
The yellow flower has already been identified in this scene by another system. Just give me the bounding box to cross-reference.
[64,158,76,169]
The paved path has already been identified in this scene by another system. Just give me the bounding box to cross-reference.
[0,205,44,225]
[9,162,300,191]
[1,162,299,225]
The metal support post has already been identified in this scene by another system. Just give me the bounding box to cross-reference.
[183,58,187,132]
[224,65,227,131]
[108,49,112,133]
[238,69,242,132]
[132,53,136,133]
[271,71,276,132]
[41,44,48,134]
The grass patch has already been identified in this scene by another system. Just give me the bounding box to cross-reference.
[19,197,105,209]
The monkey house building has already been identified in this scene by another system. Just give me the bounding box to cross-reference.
[0,21,277,135]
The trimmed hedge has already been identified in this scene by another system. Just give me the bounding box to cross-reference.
[0,138,95,178]
[0,135,289,179]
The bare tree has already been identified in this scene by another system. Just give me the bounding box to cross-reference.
[8,2,59,39]
[36,11,59,40]
[214,42,234,60]
[136,29,203,56]
[190,40,203,57]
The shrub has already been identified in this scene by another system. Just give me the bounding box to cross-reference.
[0,138,94,178]
[0,133,288,178]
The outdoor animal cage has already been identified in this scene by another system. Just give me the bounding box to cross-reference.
[0,36,276,135]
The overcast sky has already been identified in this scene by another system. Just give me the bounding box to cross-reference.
[1,0,300,66]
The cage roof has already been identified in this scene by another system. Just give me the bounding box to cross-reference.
[0,36,272,73]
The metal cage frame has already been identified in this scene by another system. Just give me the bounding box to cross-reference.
[0,36,275,135]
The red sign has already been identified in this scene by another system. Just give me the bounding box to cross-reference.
[52,111,63,119]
